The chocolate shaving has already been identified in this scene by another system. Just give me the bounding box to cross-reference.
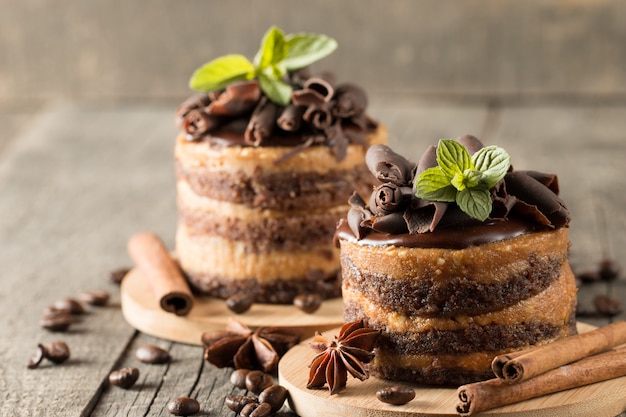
[346,193,372,239]
[244,97,280,146]
[303,77,335,102]
[277,104,306,131]
[332,83,367,118]
[364,212,409,234]
[181,108,222,138]
[366,144,415,186]
[175,93,212,128]
[326,121,349,160]
[456,134,484,155]
[369,184,410,216]
[206,80,261,116]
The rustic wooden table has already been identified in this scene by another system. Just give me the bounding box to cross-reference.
[1,100,625,416]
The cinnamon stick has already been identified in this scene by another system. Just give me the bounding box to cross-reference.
[457,346,626,416]
[492,321,626,383]
[127,232,193,316]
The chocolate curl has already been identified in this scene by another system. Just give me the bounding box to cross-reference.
[346,192,372,239]
[292,77,335,131]
[366,144,415,186]
[326,121,349,160]
[206,80,261,116]
[504,171,571,228]
[363,212,409,234]
[245,97,280,146]
[523,170,560,195]
[175,93,212,128]
[277,104,306,132]
[303,77,335,102]
[332,83,367,119]
[127,232,193,316]
[456,134,484,155]
[369,184,409,216]
[181,108,222,138]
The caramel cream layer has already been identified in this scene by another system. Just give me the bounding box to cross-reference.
[176,224,339,282]
[175,124,387,176]
[340,228,569,285]
[343,265,576,333]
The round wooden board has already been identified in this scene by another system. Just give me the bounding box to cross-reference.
[120,267,344,345]
[279,323,626,417]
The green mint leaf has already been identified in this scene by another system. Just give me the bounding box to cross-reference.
[282,33,338,70]
[456,188,492,221]
[472,145,511,189]
[437,139,473,179]
[451,169,482,191]
[189,54,255,92]
[253,26,288,70]
[415,167,457,202]
[258,73,292,106]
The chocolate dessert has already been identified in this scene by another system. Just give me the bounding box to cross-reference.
[336,136,576,385]
[174,27,387,303]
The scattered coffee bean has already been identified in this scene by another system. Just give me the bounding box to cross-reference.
[53,298,85,315]
[249,402,272,417]
[293,293,322,314]
[245,370,273,394]
[258,385,288,412]
[576,270,601,284]
[110,267,130,284]
[226,294,254,314]
[27,344,46,369]
[598,259,621,281]
[376,386,416,405]
[239,402,259,417]
[79,290,110,306]
[594,295,624,316]
[225,395,258,413]
[166,397,200,416]
[45,341,70,364]
[39,311,73,332]
[230,368,251,389]
[135,344,170,364]
[109,367,140,389]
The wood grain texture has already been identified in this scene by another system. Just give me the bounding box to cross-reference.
[2,1,626,102]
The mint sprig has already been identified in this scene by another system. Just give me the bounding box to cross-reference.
[415,140,510,221]
[189,26,338,106]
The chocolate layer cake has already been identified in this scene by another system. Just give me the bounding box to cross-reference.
[175,29,386,303]
[336,136,576,385]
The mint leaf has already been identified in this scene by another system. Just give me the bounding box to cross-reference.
[415,167,457,202]
[437,139,472,179]
[189,54,255,92]
[456,188,492,221]
[472,145,510,188]
[258,73,293,106]
[253,26,288,70]
[282,33,338,70]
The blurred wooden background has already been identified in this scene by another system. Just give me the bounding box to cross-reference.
[2,0,626,106]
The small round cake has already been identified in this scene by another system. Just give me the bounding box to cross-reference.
[336,136,576,385]
[174,28,387,304]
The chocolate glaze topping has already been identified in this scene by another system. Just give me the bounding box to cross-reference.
[175,72,378,162]
[338,136,571,248]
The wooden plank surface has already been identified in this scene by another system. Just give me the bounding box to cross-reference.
[1,102,624,416]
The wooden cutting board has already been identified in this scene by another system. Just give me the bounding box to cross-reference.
[278,323,626,417]
[120,267,344,345]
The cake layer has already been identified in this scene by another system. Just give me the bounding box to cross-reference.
[176,224,339,281]
[340,227,570,317]
[177,180,347,252]
[174,125,386,211]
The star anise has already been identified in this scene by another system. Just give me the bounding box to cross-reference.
[201,319,301,373]
[307,320,380,395]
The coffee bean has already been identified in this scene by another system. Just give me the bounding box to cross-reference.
[79,290,110,306]
[226,294,254,314]
[293,293,322,314]
[577,270,600,284]
[594,295,624,316]
[135,344,170,364]
[245,370,273,394]
[110,267,130,284]
[249,402,272,417]
[27,344,46,369]
[45,341,70,364]
[230,368,251,389]
[166,397,200,416]
[239,402,259,417]
[39,311,73,332]
[258,385,288,412]
[376,386,416,405]
[109,367,140,389]
[53,298,85,315]
[225,395,258,413]
[598,259,621,281]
